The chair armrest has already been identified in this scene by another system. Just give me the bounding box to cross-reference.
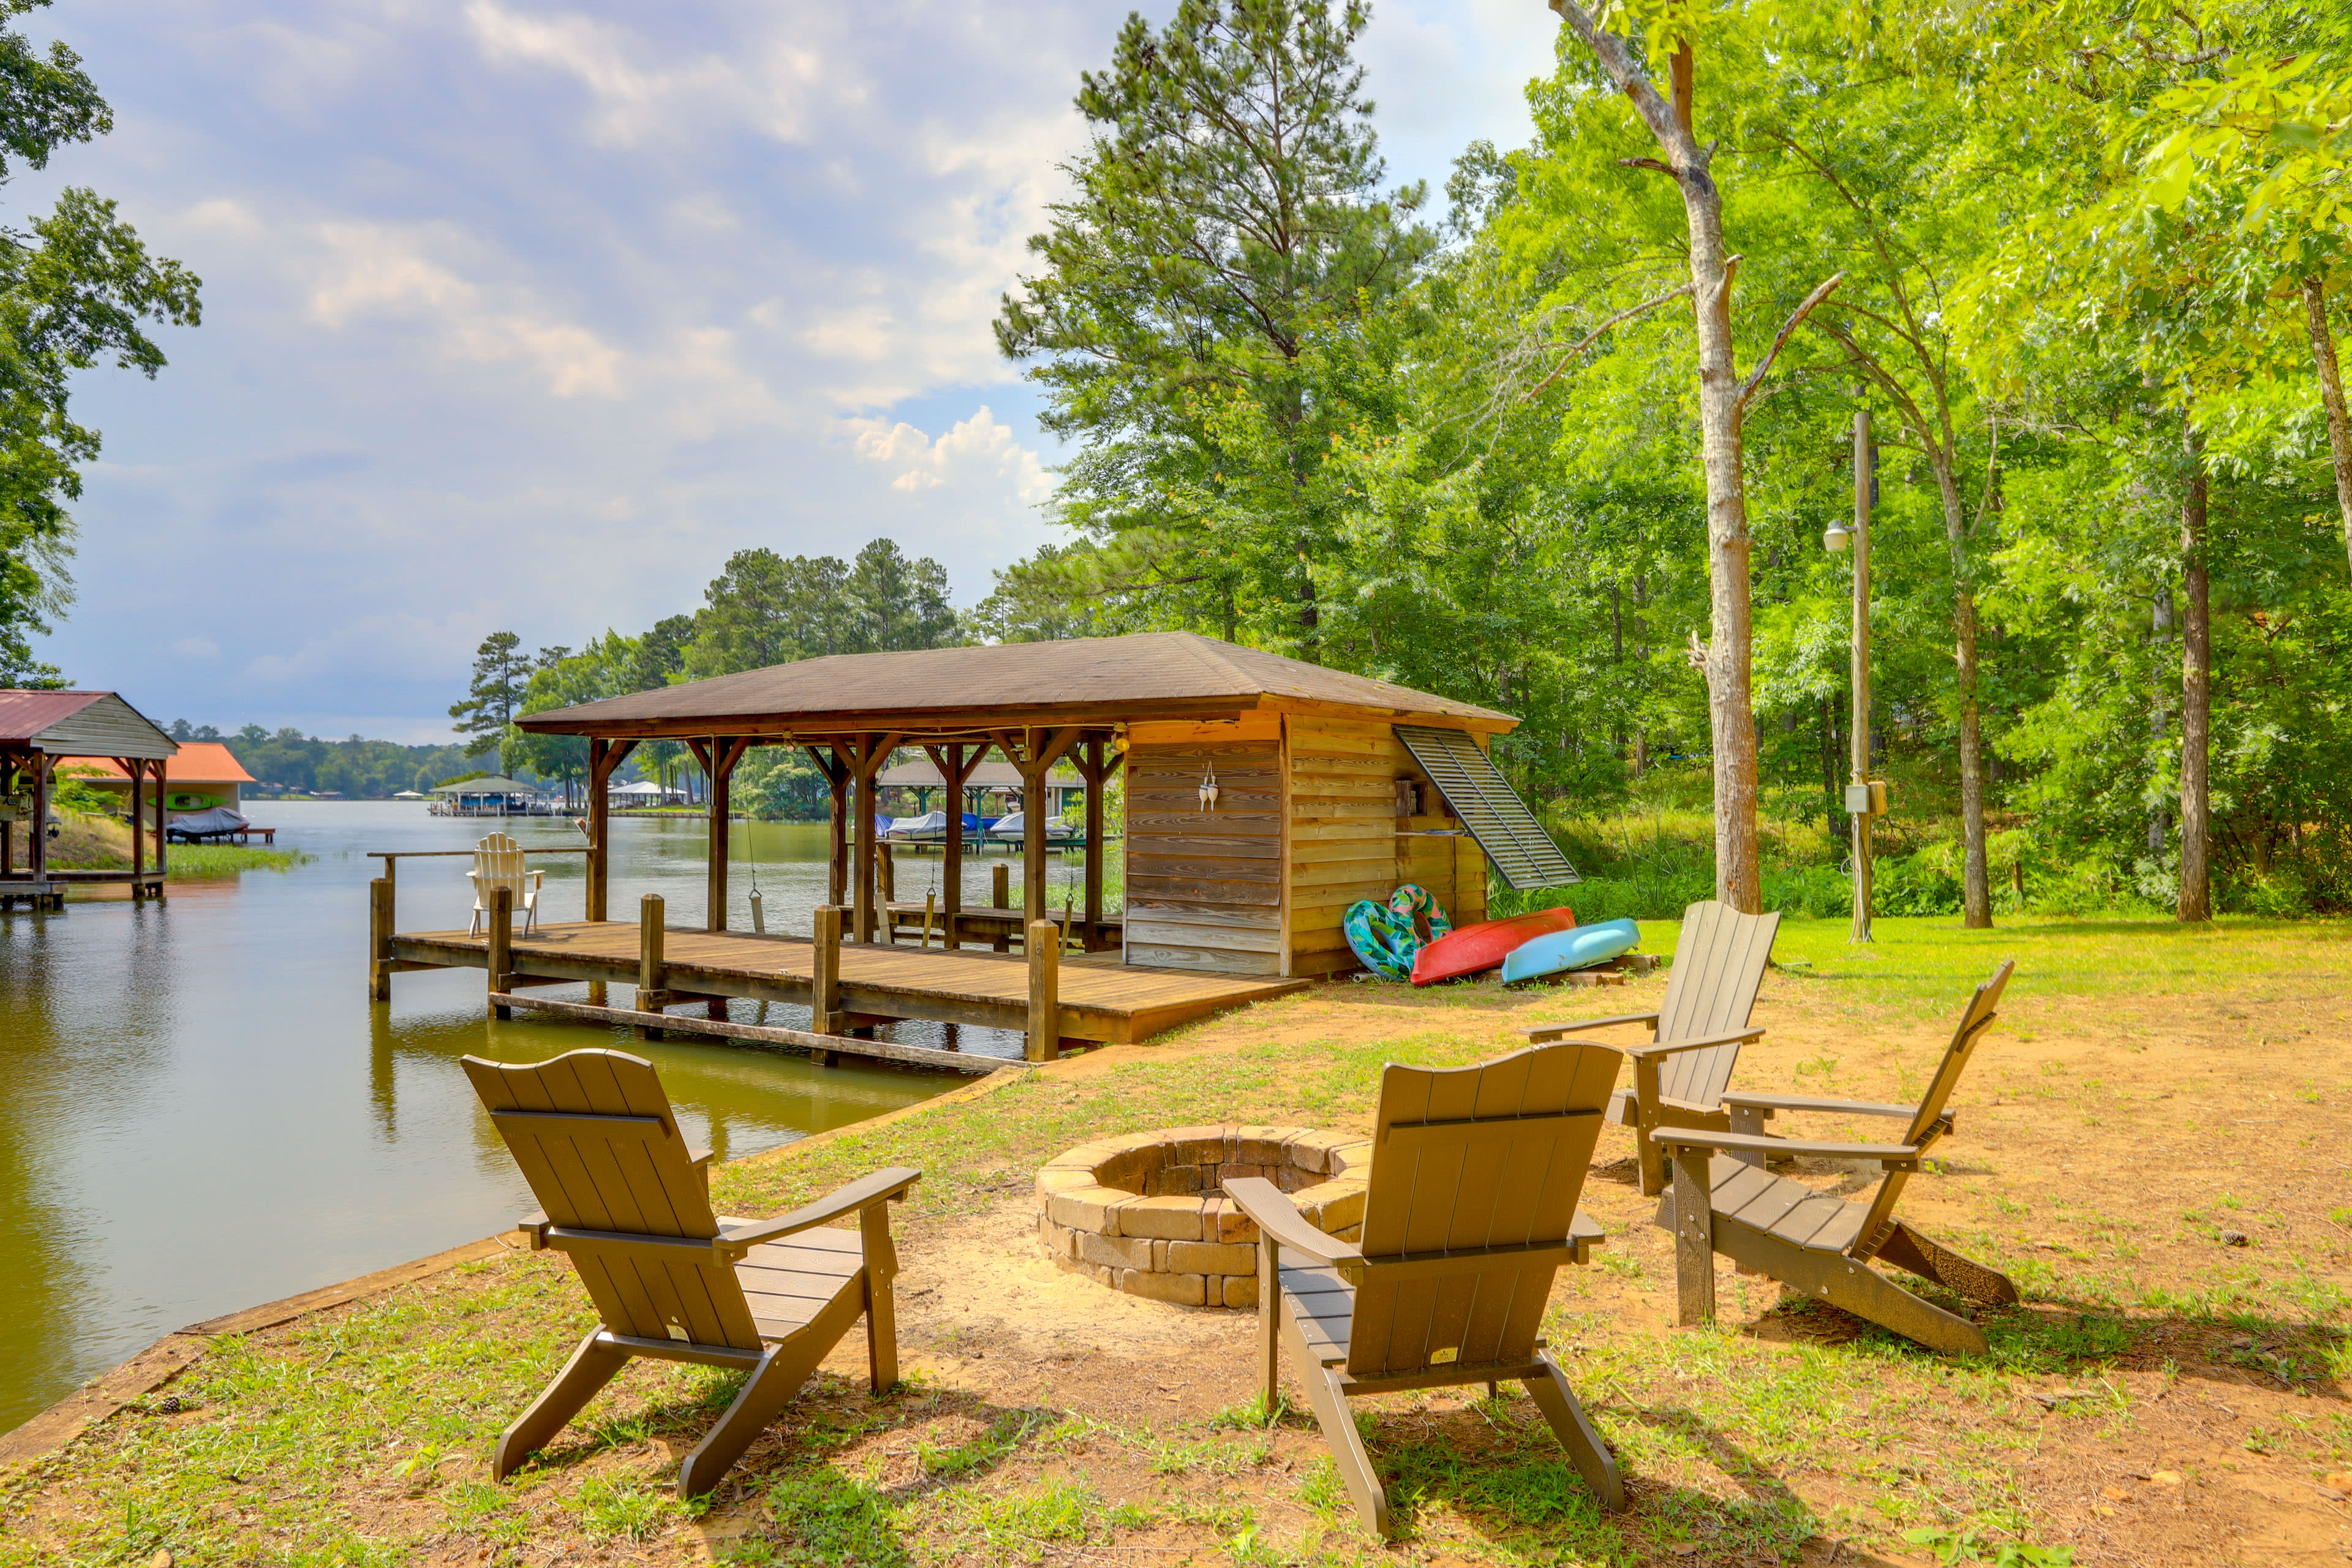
[688,1146,713,1169]
[1623,1026,1764,1060]
[1226,1177,1366,1272]
[1521,1011,1660,1042]
[516,1210,551,1249]
[1717,1090,1914,1118]
[717,1166,921,1255]
[1652,1127,1922,1168]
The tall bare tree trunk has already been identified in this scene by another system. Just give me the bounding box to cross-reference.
[1927,458,1990,927]
[2179,425,2211,923]
[1551,2,1759,911]
[2147,587,2173,854]
[2304,277,2352,577]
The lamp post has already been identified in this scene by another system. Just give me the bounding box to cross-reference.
[1823,408,1875,942]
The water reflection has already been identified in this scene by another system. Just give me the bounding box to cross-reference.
[0,801,1074,1431]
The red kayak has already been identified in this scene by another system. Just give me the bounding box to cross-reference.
[1411,907,1579,986]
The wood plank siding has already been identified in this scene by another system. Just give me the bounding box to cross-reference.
[1283,715,1487,978]
[1123,715,1286,977]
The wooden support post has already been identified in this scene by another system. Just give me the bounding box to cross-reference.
[922,742,979,951]
[368,876,394,1000]
[1669,1147,1716,1326]
[844,733,896,944]
[585,737,638,923]
[488,887,513,1019]
[812,746,848,907]
[151,757,167,882]
[992,861,1009,912]
[28,752,48,892]
[126,759,143,892]
[1022,732,1046,921]
[812,905,843,1037]
[638,893,667,1038]
[1027,919,1060,1061]
[1074,734,1122,951]
[693,736,748,934]
[879,842,896,919]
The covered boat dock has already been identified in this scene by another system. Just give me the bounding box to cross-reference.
[370,633,1568,1058]
[1,690,177,910]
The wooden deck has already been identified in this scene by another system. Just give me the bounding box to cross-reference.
[389,920,1306,1045]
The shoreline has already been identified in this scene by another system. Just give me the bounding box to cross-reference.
[0,1060,1023,1474]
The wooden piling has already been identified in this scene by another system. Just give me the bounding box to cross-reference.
[1027,919,1060,1061]
[368,877,393,1000]
[992,862,1009,908]
[813,905,843,1036]
[638,893,667,1039]
[488,888,513,1019]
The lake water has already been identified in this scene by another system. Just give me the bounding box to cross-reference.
[0,802,1095,1432]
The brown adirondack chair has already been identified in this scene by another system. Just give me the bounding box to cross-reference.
[1225,1041,1626,1539]
[1521,900,1782,1196]
[1651,961,2020,1357]
[464,1048,919,1496]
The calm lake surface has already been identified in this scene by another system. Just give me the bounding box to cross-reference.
[0,802,1095,1431]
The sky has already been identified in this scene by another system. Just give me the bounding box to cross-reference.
[21,0,1563,742]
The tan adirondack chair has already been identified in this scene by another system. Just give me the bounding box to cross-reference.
[1521,900,1782,1196]
[468,831,543,937]
[1652,961,2020,1357]
[1226,1041,1626,1539]
[464,1048,919,1496]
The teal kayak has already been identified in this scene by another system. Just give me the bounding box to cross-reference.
[1499,918,1641,984]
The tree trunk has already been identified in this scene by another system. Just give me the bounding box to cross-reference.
[2147,587,2172,854]
[1550,4,1760,911]
[2179,426,2212,923]
[1926,454,1991,927]
[2303,276,2352,578]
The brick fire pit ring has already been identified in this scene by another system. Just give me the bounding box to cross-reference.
[1035,1125,1370,1308]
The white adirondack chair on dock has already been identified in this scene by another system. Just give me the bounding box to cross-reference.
[468,831,543,937]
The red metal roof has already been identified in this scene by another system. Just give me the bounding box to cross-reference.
[0,690,105,744]
[59,742,254,784]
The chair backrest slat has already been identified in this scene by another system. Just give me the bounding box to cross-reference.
[475,832,529,897]
[1346,1042,1618,1378]
[464,1048,762,1349]
[1845,961,2015,1258]
[1653,901,1781,1105]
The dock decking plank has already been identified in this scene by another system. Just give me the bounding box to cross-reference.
[390,919,1306,1043]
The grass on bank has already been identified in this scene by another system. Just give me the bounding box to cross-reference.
[4,915,2347,1567]
[7,812,311,877]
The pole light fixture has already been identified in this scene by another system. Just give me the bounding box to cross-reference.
[1822,522,1852,553]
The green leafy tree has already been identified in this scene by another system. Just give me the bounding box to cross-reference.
[680,538,959,678]
[0,0,201,685]
[994,0,1434,659]
[447,631,531,774]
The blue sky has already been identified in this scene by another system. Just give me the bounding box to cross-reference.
[23,0,1561,741]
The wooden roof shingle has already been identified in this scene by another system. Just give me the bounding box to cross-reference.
[516,632,1513,739]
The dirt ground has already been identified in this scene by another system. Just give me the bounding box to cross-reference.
[681,963,2352,1565]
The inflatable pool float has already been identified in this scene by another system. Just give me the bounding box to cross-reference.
[1343,884,1452,980]
[1499,917,1641,984]
[1410,907,1578,986]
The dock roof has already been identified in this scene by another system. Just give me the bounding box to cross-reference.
[516,632,1514,740]
[0,690,177,760]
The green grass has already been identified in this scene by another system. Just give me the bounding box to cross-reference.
[166,843,312,876]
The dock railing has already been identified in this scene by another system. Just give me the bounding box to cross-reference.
[367,846,590,1001]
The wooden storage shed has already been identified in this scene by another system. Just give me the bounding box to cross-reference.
[517,632,1576,981]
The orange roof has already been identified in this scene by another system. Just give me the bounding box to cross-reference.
[61,742,254,785]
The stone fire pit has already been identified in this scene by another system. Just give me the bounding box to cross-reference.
[1035,1125,1370,1308]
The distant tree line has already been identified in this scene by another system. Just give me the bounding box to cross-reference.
[448,537,963,815]
[160,719,492,798]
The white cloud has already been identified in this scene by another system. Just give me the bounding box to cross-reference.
[464,1,848,146]
[851,407,1050,505]
[303,221,625,398]
[170,637,219,658]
